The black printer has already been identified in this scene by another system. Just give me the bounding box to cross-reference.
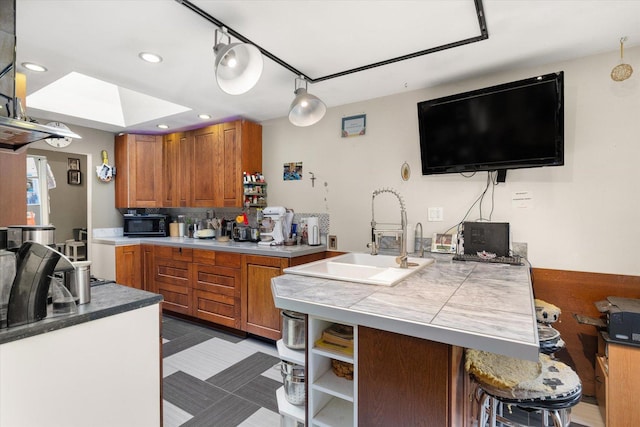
[603,296,640,344]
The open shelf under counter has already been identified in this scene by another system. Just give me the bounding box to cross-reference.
[277,339,306,366]
[311,397,354,427]
[276,386,305,423]
[310,345,353,364]
[311,368,354,402]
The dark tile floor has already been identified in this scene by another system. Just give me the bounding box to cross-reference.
[162,315,282,427]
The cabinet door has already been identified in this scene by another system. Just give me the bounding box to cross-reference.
[190,125,218,207]
[142,244,154,292]
[162,132,192,207]
[193,263,241,328]
[115,245,142,289]
[358,327,452,426]
[241,255,288,340]
[607,343,640,426]
[219,122,240,207]
[115,134,163,208]
[154,255,192,315]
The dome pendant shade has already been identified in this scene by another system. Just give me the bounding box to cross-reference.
[289,87,326,127]
[214,41,263,95]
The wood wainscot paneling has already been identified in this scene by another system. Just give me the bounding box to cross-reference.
[531,268,640,397]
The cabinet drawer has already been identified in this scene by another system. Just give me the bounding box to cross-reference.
[193,249,215,264]
[157,282,191,315]
[193,290,239,328]
[155,258,191,287]
[155,245,193,262]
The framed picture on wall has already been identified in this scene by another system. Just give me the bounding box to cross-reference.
[68,158,80,170]
[68,170,81,185]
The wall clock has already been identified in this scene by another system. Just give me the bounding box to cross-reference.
[44,122,74,148]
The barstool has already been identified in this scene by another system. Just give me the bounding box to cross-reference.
[65,239,86,262]
[467,350,581,427]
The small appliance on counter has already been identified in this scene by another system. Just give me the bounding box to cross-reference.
[597,296,640,344]
[259,206,288,246]
[123,213,168,237]
[4,242,75,328]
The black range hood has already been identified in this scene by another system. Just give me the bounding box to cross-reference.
[0,0,80,152]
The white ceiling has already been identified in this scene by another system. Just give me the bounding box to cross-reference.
[14,0,640,134]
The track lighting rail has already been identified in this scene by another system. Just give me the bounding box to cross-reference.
[175,0,489,84]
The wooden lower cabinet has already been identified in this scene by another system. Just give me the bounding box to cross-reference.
[115,245,142,289]
[596,338,640,426]
[358,327,467,427]
[122,244,327,339]
[242,252,327,340]
[192,250,242,328]
[153,246,193,315]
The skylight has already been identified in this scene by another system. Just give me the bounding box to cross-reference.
[26,72,191,127]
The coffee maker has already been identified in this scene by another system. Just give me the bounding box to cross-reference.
[0,227,75,329]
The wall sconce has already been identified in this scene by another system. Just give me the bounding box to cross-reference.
[288,76,326,127]
[213,28,263,95]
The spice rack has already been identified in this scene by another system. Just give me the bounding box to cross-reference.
[307,316,357,427]
[243,172,267,207]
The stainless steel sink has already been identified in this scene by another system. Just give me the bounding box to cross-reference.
[283,252,434,286]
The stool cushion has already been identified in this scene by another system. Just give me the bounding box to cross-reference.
[465,349,541,389]
[468,351,581,402]
[535,299,561,323]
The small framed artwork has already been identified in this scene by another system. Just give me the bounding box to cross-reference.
[68,158,80,170]
[341,114,366,137]
[283,162,303,181]
[68,170,81,185]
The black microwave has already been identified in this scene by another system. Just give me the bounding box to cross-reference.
[123,214,168,237]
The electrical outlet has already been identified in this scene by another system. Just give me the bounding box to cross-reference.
[428,207,444,222]
[328,235,338,250]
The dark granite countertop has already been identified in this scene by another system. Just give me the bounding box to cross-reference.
[0,283,162,345]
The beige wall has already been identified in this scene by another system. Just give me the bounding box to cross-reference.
[262,46,640,276]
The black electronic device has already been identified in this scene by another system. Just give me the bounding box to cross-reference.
[417,71,564,177]
[462,222,510,257]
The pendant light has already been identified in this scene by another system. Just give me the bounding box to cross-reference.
[611,37,633,82]
[288,77,326,127]
[213,28,263,95]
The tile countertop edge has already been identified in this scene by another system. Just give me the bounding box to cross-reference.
[0,284,163,345]
[93,236,327,258]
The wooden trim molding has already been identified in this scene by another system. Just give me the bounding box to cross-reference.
[531,268,640,397]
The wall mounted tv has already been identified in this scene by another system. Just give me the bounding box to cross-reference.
[417,71,564,179]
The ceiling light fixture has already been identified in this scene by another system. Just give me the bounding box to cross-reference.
[21,62,47,72]
[157,124,169,129]
[611,37,633,82]
[198,113,211,119]
[289,77,326,127]
[213,28,263,95]
[139,52,163,63]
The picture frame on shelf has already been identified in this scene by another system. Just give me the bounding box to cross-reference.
[68,158,80,170]
[68,170,81,185]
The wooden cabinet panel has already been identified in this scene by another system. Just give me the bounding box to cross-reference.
[358,326,452,426]
[115,134,163,208]
[154,251,192,315]
[595,356,607,424]
[220,122,239,207]
[162,132,192,207]
[142,244,154,292]
[191,125,218,207]
[154,245,192,262]
[115,245,142,289]
[606,343,640,426]
[241,255,289,340]
[0,151,26,226]
[193,264,241,328]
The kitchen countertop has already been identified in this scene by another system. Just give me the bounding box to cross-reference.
[272,253,539,361]
[0,283,162,345]
[92,236,326,258]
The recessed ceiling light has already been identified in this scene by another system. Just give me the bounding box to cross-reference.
[157,124,169,129]
[22,62,47,72]
[139,52,163,63]
[198,114,211,120]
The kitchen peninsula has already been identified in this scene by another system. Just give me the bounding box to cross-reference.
[271,253,538,426]
[0,283,162,427]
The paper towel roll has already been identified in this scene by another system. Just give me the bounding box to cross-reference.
[406,223,415,254]
[307,217,320,245]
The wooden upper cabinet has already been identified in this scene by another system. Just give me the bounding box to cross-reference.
[115,134,163,208]
[162,132,192,207]
[190,125,218,207]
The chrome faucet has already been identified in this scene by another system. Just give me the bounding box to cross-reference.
[415,222,424,258]
[368,188,408,268]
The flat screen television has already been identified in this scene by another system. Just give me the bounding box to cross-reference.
[417,71,564,176]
